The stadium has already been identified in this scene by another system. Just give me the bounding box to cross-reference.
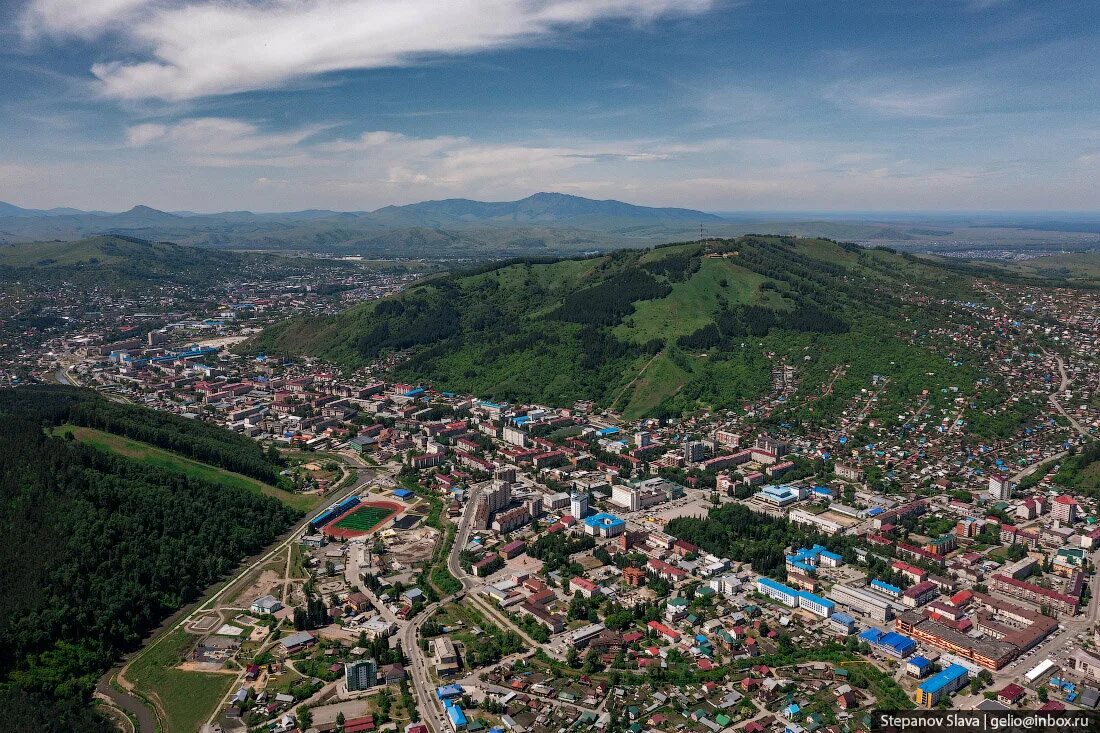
[323,500,404,539]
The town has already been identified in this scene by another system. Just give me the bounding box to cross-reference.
[23,259,1100,733]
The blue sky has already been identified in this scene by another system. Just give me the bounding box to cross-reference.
[0,0,1097,212]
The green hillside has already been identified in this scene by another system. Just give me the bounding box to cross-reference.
[254,236,988,421]
[0,234,361,292]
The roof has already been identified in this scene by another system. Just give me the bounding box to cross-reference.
[584,512,625,529]
[919,663,968,694]
[908,655,931,669]
[280,631,315,648]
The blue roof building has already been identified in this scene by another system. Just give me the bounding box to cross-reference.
[906,656,932,678]
[437,684,464,700]
[394,488,413,499]
[583,512,626,538]
[445,700,468,730]
[916,664,968,707]
[870,579,902,597]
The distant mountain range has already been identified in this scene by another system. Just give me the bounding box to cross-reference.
[3,192,1094,258]
[0,192,931,257]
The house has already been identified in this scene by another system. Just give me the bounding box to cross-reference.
[383,663,407,684]
[998,683,1025,705]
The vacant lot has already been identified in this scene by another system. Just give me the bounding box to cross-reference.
[59,424,320,512]
[127,628,237,733]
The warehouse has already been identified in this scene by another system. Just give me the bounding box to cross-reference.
[827,583,900,622]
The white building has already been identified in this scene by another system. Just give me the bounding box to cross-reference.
[570,490,589,520]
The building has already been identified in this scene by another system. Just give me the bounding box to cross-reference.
[433,638,461,678]
[1053,495,1079,524]
[756,578,800,607]
[857,628,916,658]
[828,612,856,635]
[583,512,626,538]
[570,491,589,520]
[754,484,803,506]
[989,474,1011,502]
[280,631,317,654]
[901,581,938,608]
[569,623,607,649]
[623,566,647,587]
[895,612,1017,670]
[827,584,898,622]
[989,574,1079,615]
[915,664,968,708]
[345,658,378,691]
[906,656,932,678]
[797,592,834,618]
[788,509,843,535]
[1074,649,1100,685]
[683,441,706,463]
[870,579,902,598]
[250,595,283,615]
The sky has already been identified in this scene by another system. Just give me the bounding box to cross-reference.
[0,0,1098,213]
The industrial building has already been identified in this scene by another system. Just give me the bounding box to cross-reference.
[827,583,900,622]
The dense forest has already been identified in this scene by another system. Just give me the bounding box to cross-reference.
[665,504,850,577]
[0,386,297,731]
[0,384,284,484]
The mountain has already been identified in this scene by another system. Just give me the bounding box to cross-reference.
[366,192,726,228]
[251,235,986,421]
[0,201,42,217]
[0,235,356,292]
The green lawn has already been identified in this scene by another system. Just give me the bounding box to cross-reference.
[127,628,237,733]
[58,425,320,512]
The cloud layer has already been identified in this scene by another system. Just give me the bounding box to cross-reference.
[23,0,712,100]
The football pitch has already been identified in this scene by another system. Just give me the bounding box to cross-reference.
[331,505,394,532]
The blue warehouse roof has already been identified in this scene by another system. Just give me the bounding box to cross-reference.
[919,664,968,694]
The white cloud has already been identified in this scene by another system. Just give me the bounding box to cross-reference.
[21,0,712,100]
[824,80,970,118]
[20,0,152,38]
[125,122,166,146]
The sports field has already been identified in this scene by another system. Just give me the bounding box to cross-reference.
[326,501,402,538]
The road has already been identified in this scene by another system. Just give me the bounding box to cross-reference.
[1048,353,1091,437]
[108,461,379,733]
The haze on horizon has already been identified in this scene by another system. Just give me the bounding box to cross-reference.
[1,0,1098,214]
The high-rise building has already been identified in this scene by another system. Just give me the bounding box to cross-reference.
[345,658,377,691]
[989,475,1011,501]
[683,441,706,463]
[570,490,589,520]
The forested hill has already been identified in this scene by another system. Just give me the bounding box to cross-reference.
[0,234,351,292]
[251,235,982,420]
[0,386,297,730]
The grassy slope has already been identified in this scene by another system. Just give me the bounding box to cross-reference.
[255,237,986,419]
[126,628,236,733]
[58,425,321,512]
